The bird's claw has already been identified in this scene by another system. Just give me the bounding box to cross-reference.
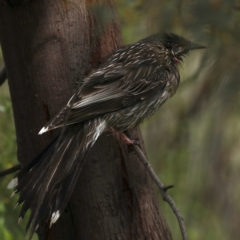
[129,139,140,147]
[120,132,140,147]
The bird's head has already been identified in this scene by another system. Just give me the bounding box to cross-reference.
[162,33,206,64]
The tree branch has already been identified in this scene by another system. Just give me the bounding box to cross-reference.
[133,145,188,240]
[0,66,7,85]
[0,164,21,178]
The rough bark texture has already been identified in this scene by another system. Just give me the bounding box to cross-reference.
[0,0,173,239]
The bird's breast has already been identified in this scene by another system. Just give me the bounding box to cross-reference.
[105,69,180,131]
[105,89,171,131]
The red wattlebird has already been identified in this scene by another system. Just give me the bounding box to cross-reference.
[7,33,205,239]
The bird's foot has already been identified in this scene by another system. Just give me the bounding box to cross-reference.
[120,132,140,147]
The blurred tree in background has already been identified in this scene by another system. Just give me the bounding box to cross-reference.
[0,0,240,239]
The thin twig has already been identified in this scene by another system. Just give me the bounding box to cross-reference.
[133,145,188,240]
[0,164,21,178]
[0,66,7,86]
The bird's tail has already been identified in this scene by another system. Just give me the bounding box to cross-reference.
[8,117,106,239]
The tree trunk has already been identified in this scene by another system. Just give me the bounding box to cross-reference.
[0,0,172,239]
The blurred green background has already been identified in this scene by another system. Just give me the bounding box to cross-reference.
[1,0,240,239]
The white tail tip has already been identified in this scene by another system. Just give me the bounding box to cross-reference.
[18,217,22,225]
[38,126,48,135]
[11,190,17,198]
[7,178,18,189]
[50,211,60,228]
[35,224,39,231]
[13,202,19,210]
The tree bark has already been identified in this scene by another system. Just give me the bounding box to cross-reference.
[0,0,172,239]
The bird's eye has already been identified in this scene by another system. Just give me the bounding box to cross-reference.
[166,41,172,48]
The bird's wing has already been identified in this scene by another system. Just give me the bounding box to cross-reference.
[40,54,170,133]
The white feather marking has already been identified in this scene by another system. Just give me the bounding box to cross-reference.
[133,68,141,80]
[93,120,106,141]
[35,224,39,231]
[50,211,60,228]
[86,120,106,149]
[18,217,22,225]
[72,90,124,109]
[66,94,75,107]
[7,178,18,189]
[147,66,152,77]
[11,190,17,198]
[13,202,19,210]
[38,126,49,135]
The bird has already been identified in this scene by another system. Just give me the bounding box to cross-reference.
[7,32,205,239]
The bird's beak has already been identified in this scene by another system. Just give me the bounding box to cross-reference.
[174,42,206,57]
[186,42,206,51]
